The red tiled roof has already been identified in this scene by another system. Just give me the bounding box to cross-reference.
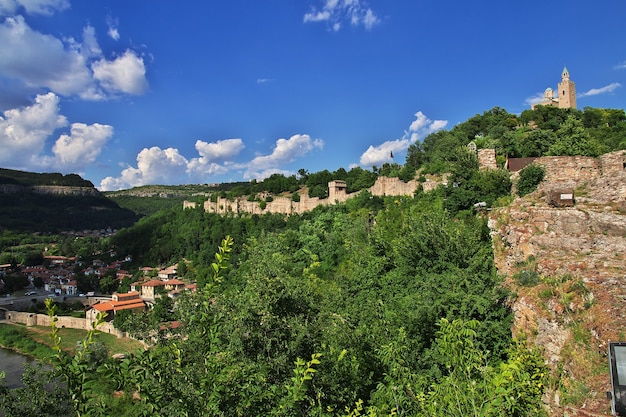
[141,279,166,287]
[113,291,141,301]
[165,279,185,285]
[93,298,145,312]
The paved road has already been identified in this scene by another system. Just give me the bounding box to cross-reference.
[0,292,69,309]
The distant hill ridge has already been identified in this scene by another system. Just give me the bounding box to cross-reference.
[0,168,99,196]
[0,168,138,232]
[0,168,94,187]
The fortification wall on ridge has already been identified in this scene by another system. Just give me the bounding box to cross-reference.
[188,151,626,216]
[199,176,430,216]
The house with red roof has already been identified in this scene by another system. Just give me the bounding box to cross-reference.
[87,291,146,323]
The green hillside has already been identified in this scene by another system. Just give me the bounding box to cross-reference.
[0,169,138,233]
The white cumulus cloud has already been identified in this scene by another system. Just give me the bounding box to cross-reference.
[0,13,148,100]
[92,50,148,95]
[304,0,380,31]
[578,82,621,98]
[101,147,189,190]
[0,92,67,165]
[359,140,408,167]
[187,138,244,176]
[359,111,447,167]
[0,15,94,97]
[244,134,324,179]
[0,92,114,172]
[49,122,113,169]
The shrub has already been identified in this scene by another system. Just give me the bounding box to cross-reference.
[517,164,545,196]
[516,269,540,286]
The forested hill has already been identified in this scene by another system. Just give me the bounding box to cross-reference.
[0,168,138,232]
[0,168,94,187]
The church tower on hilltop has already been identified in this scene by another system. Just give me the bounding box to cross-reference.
[557,66,576,109]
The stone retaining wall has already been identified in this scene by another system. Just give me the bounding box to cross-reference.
[4,310,127,338]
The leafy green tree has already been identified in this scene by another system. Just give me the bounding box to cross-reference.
[548,115,607,157]
[99,271,117,294]
[0,364,73,417]
[517,164,545,197]
[518,129,556,157]
[345,166,377,192]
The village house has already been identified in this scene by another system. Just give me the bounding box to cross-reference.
[140,279,167,300]
[158,264,178,280]
[87,291,146,322]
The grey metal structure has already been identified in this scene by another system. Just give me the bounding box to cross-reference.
[608,342,626,416]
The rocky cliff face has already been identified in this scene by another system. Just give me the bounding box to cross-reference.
[489,162,626,416]
[0,184,101,196]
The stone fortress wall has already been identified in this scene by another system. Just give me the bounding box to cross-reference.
[3,310,126,337]
[533,151,626,190]
[189,175,444,216]
[184,150,626,216]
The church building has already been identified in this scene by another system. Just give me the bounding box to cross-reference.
[532,67,577,109]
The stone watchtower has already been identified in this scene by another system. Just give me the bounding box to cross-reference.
[558,66,576,109]
[328,180,347,202]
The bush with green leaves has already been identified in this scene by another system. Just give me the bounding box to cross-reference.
[517,164,545,197]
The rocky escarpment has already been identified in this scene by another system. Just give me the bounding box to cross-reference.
[489,157,626,417]
[0,184,101,196]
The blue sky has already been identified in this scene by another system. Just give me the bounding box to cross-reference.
[1,0,625,191]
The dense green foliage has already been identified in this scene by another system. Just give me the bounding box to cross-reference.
[406,106,626,178]
[0,325,55,361]
[517,165,546,197]
[0,193,138,233]
[2,192,547,416]
[0,230,108,275]
[105,194,190,217]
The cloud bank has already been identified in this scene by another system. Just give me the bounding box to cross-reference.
[0,92,113,171]
[0,13,148,100]
[359,111,447,167]
[100,134,325,191]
